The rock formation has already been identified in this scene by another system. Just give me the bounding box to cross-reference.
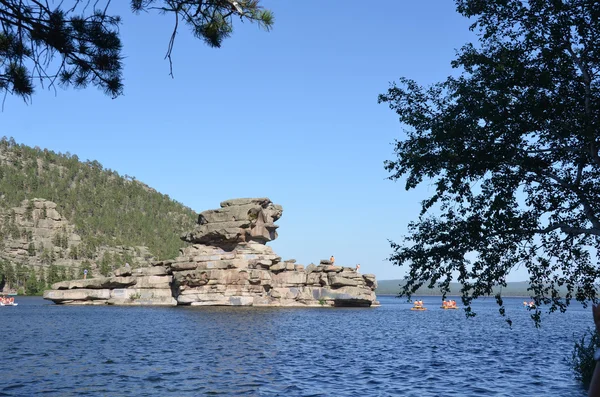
[44,198,378,307]
[0,198,155,276]
[181,198,283,247]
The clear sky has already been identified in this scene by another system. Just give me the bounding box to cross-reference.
[2,1,525,282]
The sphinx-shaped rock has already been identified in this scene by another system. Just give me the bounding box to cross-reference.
[181,198,283,248]
[43,198,378,308]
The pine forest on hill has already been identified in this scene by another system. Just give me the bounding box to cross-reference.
[0,137,197,294]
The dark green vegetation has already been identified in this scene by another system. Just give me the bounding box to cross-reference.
[380,0,600,325]
[0,137,197,293]
[0,259,89,295]
[569,328,600,388]
[0,1,273,99]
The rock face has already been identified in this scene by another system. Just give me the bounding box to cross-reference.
[0,198,155,288]
[181,198,283,248]
[2,199,82,266]
[44,198,378,307]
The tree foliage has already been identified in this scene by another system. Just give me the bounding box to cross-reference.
[570,328,600,387]
[0,0,273,99]
[379,0,600,325]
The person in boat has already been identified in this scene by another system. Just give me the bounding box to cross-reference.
[414,300,424,308]
[442,300,456,308]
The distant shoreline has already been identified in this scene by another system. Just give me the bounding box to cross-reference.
[375,280,556,298]
[376,294,535,298]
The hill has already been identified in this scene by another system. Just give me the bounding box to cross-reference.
[0,137,197,294]
[375,279,566,297]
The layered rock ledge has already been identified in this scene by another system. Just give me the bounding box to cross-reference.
[43,198,378,307]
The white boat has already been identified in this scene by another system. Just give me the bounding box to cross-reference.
[4,302,17,306]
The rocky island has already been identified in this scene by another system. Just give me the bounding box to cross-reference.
[43,198,378,307]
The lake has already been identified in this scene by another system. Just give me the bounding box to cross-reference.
[0,295,591,396]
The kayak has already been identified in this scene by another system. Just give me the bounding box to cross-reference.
[441,306,459,309]
[411,307,427,311]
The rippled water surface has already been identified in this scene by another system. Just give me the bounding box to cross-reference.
[0,296,591,396]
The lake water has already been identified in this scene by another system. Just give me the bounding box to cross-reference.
[0,295,591,396]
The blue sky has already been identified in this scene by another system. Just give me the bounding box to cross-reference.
[1,1,525,282]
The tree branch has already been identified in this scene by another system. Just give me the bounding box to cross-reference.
[540,171,600,229]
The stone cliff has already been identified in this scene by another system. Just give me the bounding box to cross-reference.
[44,198,378,307]
[0,198,154,276]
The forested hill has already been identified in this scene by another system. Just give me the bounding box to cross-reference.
[0,137,197,258]
[0,137,197,293]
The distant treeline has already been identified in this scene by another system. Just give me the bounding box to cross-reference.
[0,259,97,296]
[375,280,568,297]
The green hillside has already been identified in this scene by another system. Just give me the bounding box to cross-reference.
[0,137,197,267]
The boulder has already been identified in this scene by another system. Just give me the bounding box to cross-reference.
[181,198,283,247]
[196,261,230,270]
[269,263,287,272]
[328,274,361,287]
[43,289,111,303]
[134,276,172,289]
[130,266,170,276]
[51,277,136,290]
[248,259,272,269]
[306,273,321,286]
[272,271,306,286]
[171,262,198,271]
[328,286,377,305]
[363,274,377,290]
[305,263,317,274]
[113,267,132,277]
[321,265,343,273]
[108,288,176,306]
